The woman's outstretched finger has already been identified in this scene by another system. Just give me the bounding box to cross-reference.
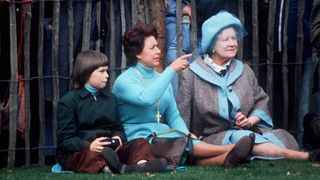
[179,53,192,60]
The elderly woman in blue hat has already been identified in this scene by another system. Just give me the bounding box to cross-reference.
[177,11,320,161]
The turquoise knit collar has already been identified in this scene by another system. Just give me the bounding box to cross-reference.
[135,63,155,78]
[84,84,99,95]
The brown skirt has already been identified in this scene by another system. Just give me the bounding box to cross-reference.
[64,138,155,173]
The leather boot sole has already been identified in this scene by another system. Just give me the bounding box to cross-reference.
[223,133,255,168]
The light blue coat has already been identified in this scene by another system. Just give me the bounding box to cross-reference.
[177,57,300,160]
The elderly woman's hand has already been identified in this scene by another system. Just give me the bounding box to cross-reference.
[169,54,192,72]
[234,112,252,128]
[235,112,261,129]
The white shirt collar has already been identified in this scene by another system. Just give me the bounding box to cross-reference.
[203,54,231,74]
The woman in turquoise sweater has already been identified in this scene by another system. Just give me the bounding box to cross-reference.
[112,23,255,167]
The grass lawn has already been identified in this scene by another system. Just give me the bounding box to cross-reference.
[1,160,320,180]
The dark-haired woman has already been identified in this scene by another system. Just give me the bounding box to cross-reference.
[112,23,255,167]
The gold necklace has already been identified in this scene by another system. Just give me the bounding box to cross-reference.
[135,68,162,123]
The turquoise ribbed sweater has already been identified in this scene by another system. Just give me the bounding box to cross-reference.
[112,63,190,141]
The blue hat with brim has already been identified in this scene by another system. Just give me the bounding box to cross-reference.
[199,11,246,54]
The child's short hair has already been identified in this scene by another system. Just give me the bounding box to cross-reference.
[70,50,108,89]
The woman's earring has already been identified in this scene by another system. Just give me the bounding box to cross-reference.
[212,50,215,54]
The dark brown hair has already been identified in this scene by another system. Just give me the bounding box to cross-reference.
[70,50,108,89]
[122,23,158,66]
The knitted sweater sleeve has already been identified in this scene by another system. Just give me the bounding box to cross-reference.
[113,67,176,106]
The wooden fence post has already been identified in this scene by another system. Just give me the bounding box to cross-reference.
[144,0,150,24]
[295,0,305,142]
[109,0,116,89]
[131,0,146,25]
[266,0,277,114]
[37,0,45,166]
[82,1,91,51]
[95,0,101,51]
[251,0,259,77]
[176,0,182,58]
[51,1,60,153]
[190,0,197,52]
[149,0,165,72]
[0,99,2,136]
[8,1,18,169]
[237,0,244,61]
[318,59,320,94]
[23,2,32,166]
[282,0,290,130]
[68,0,74,77]
[120,0,127,72]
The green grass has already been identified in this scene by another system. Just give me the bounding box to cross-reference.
[1,160,320,180]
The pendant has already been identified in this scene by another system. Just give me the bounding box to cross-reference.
[156,101,161,123]
[156,110,162,123]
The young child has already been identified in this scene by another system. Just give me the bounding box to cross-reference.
[56,50,166,174]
